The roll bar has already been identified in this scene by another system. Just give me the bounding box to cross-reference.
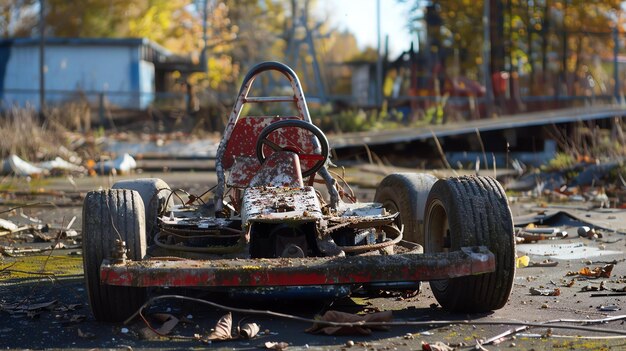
[214,61,339,212]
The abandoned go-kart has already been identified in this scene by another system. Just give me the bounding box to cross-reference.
[82,61,515,322]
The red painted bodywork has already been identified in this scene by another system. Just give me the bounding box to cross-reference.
[100,247,495,288]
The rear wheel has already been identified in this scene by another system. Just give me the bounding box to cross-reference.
[374,173,437,244]
[424,176,515,312]
[112,178,173,244]
[82,189,147,322]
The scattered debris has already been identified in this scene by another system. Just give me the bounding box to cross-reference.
[152,313,180,336]
[581,282,606,292]
[567,264,614,278]
[305,310,393,336]
[94,153,137,174]
[516,255,530,268]
[421,341,453,351]
[2,154,48,176]
[37,157,86,174]
[578,226,596,239]
[529,259,559,267]
[264,341,289,350]
[515,225,567,244]
[517,242,621,260]
[481,326,529,346]
[0,300,58,316]
[207,312,233,341]
[591,292,626,297]
[239,322,260,339]
[0,218,19,233]
[564,279,576,287]
[530,287,561,296]
[598,305,620,312]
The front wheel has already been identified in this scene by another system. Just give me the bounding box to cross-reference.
[82,189,147,322]
[424,176,515,312]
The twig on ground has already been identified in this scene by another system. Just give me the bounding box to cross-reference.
[481,326,529,345]
[0,202,53,215]
[475,128,488,171]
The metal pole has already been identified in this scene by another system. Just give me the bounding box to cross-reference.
[482,0,494,117]
[376,0,383,107]
[201,0,209,71]
[614,26,620,102]
[39,0,46,118]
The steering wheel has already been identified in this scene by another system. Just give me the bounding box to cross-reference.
[256,119,329,178]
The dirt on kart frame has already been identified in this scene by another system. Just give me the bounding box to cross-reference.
[82,61,515,322]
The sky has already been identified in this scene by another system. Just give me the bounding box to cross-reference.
[316,0,416,58]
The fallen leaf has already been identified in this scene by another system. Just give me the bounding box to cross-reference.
[239,322,260,339]
[305,310,393,336]
[566,264,614,278]
[264,341,289,350]
[207,312,232,341]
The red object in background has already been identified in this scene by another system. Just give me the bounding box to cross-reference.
[492,71,510,96]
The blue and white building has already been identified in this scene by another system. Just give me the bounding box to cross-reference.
[0,37,194,110]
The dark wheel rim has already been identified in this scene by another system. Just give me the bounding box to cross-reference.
[425,198,451,291]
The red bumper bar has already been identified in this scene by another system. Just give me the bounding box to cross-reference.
[100,246,495,288]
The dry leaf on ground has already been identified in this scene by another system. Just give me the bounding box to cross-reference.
[239,322,260,339]
[305,310,393,335]
[207,312,233,341]
[264,341,289,350]
[567,264,614,278]
[584,264,614,278]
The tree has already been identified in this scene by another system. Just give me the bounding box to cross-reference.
[37,0,238,90]
[401,0,622,97]
[0,0,37,38]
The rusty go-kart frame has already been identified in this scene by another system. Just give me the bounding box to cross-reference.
[82,61,515,322]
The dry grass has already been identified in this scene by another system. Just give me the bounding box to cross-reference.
[0,105,79,161]
[546,119,626,162]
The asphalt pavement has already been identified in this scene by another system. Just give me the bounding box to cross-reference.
[1,171,625,350]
